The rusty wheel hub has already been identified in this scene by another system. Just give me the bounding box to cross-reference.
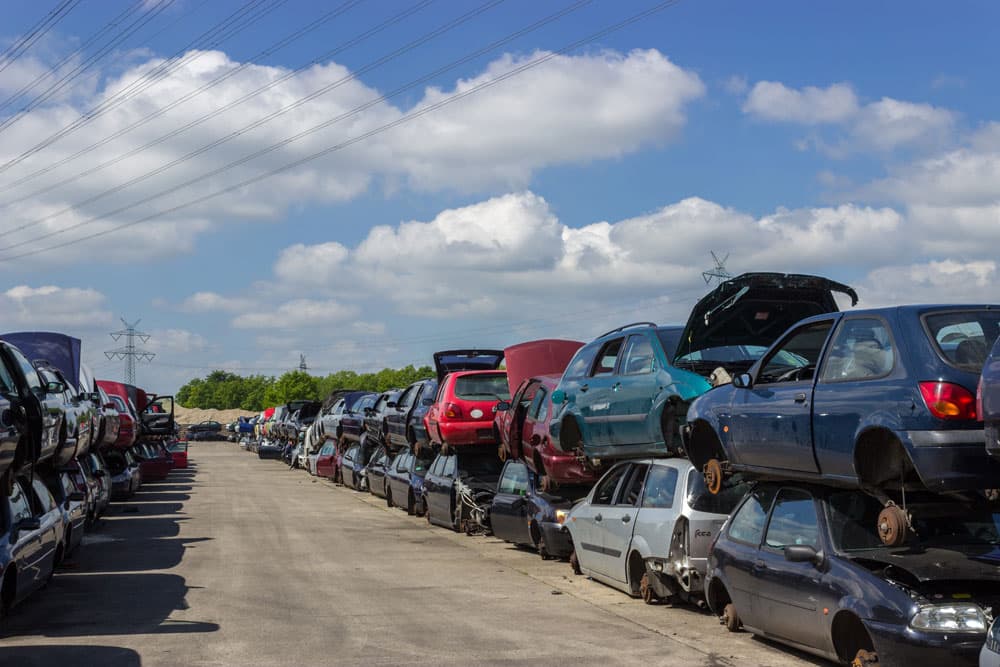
[640,573,656,604]
[851,649,879,667]
[877,504,908,547]
[704,459,723,495]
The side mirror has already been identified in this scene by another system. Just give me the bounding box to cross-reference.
[45,380,66,395]
[784,544,824,566]
[732,373,753,389]
[495,401,511,412]
[550,389,566,405]
[387,401,397,409]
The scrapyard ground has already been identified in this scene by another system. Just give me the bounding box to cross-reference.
[0,444,820,667]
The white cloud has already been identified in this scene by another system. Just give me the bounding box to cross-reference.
[851,98,955,152]
[743,81,858,124]
[857,260,997,307]
[179,291,253,313]
[149,328,208,354]
[231,298,358,329]
[273,241,349,287]
[0,47,703,267]
[0,284,113,328]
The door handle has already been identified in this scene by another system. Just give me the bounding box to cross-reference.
[580,385,589,393]
[621,514,631,523]
[594,513,602,522]
[794,393,807,403]
[612,382,621,392]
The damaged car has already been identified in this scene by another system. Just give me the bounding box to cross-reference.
[425,349,506,452]
[685,305,1000,545]
[422,446,502,533]
[706,482,1000,667]
[549,273,857,470]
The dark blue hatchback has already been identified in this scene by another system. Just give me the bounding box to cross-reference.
[685,305,1000,544]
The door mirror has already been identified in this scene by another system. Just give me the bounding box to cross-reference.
[732,373,753,389]
[550,389,566,405]
[495,401,511,412]
[45,380,66,395]
[784,544,824,566]
[386,401,396,408]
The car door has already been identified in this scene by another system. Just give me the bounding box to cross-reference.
[142,395,175,436]
[632,462,682,564]
[591,463,647,581]
[491,460,531,544]
[0,360,21,472]
[718,486,777,630]
[430,454,457,520]
[569,463,631,574]
[8,479,44,597]
[520,384,550,459]
[612,333,660,446]
[753,488,827,649]
[578,337,627,448]
[731,320,836,472]
[422,454,445,515]
[388,385,418,448]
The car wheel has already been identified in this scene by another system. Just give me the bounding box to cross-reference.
[406,492,415,516]
[569,550,582,575]
[537,531,554,561]
[386,488,393,508]
[877,503,908,547]
[722,603,741,632]
[851,650,879,667]
[424,500,431,524]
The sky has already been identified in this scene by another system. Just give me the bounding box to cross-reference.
[0,0,997,394]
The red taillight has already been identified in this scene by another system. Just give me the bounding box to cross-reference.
[444,402,462,419]
[977,376,985,423]
[919,381,977,420]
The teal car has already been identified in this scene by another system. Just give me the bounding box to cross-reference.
[549,273,857,467]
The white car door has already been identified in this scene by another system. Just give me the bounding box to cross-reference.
[568,463,631,575]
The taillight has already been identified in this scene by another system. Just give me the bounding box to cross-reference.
[919,381,977,420]
[977,375,985,423]
[444,402,463,419]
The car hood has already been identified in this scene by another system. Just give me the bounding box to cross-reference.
[674,272,858,360]
[850,545,1000,584]
[503,339,584,396]
[1,331,83,392]
[433,349,504,382]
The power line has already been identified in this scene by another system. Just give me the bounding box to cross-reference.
[0,0,593,249]
[0,0,501,236]
[0,0,81,75]
[0,0,681,261]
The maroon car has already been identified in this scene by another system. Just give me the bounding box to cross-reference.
[494,339,589,490]
[132,443,173,481]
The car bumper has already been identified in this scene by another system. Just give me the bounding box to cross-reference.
[865,619,982,666]
[436,421,497,446]
[903,430,1000,490]
[532,443,599,486]
[258,448,283,459]
[539,521,574,558]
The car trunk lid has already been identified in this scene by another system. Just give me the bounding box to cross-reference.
[433,349,504,383]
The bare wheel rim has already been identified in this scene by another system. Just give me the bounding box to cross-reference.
[877,505,908,546]
[704,459,723,495]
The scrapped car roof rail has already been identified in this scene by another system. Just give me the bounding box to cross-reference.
[596,322,658,338]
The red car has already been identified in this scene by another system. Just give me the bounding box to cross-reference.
[168,441,188,469]
[97,381,139,449]
[314,442,337,479]
[133,443,173,481]
[427,370,510,451]
[494,339,592,490]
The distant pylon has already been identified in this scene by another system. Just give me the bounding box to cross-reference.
[105,317,155,385]
[298,354,308,372]
[702,251,732,286]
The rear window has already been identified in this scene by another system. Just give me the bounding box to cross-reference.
[924,309,1000,372]
[453,373,510,400]
[687,469,749,515]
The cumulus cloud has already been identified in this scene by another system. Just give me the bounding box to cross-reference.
[149,328,208,354]
[0,47,703,267]
[743,81,859,124]
[857,260,997,307]
[0,284,113,328]
[231,298,358,329]
[179,291,254,313]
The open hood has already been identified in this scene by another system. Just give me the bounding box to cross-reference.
[433,349,504,382]
[851,546,1000,584]
[1,331,83,392]
[503,339,583,396]
[674,272,858,361]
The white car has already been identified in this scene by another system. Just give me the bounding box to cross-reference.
[567,458,744,604]
[982,621,1000,667]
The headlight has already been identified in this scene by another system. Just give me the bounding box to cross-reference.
[988,619,1000,653]
[554,509,569,525]
[910,603,988,633]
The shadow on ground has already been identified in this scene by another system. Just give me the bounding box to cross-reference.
[0,645,142,667]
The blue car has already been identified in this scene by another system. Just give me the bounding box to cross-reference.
[685,305,1000,545]
[981,335,1000,460]
[707,482,999,667]
[549,273,856,468]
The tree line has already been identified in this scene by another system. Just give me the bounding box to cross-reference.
[175,366,435,411]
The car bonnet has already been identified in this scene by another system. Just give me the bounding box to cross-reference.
[502,339,584,396]
[849,546,1000,584]
[673,272,859,361]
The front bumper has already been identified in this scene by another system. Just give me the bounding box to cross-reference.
[539,521,574,558]
[865,619,982,666]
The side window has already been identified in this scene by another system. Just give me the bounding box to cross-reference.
[9,480,32,525]
[764,489,820,550]
[518,382,541,409]
[820,318,895,382]
[592,464,630,505]
[641,465,679,508]
[32,479,55,512]
[727,487,777,546]
[499,462,529,494]
[443,455,457,477]
[0,359,15,394]
[527,387,547,419]
[590,338,625,377]
[8,347,42,393]
[398,387,417,409]
[564,344,599,380]
[757,322,834,385]
[618,464,649,506]
[535,389,550,423]
[429,456,444,476]
[621,334,656,375]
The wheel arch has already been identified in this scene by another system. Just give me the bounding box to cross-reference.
[685,419,726,472]
[831,609,875,663]
[705,575,732,615]
[626,548,646,596]
[853,426,913,488]
[556,414,586,453]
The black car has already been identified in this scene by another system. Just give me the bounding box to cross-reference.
[706,482,1000,667]
[422,446,502,532]
[340,393,377,446]
[384,446,433,515]
[490,459,583,559]
[187,420,222,433]
[258,441,283,460]
[385,378,438,453]
[364,390,401,450]
[365,446,392,499]
[340,444,372,491]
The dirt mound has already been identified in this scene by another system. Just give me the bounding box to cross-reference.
[175,405,257,426]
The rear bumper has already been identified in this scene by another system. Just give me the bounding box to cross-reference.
[865,619,981,666]
[902,429,1000,490]
[437,420,497,446]
[531,443,599,487]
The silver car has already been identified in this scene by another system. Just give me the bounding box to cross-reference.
[567,458,744,604]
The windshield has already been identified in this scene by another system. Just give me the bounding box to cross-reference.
[454,373,510,400]
[686,470,748,514]
[827,491,1000,551]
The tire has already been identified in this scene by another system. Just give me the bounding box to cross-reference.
[537,531,553,561]
[386,488,393,508]
[424,500,431,524]
[406,492,415,516]
[722,603,741,632]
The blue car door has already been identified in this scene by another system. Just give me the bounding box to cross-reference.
[612,333,659,447]
[731,320,835,473]
[753,488,827,649]
[577,337,627,449]
[719,486,776,629]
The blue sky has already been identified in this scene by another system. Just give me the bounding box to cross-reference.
[0,0,997,393]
